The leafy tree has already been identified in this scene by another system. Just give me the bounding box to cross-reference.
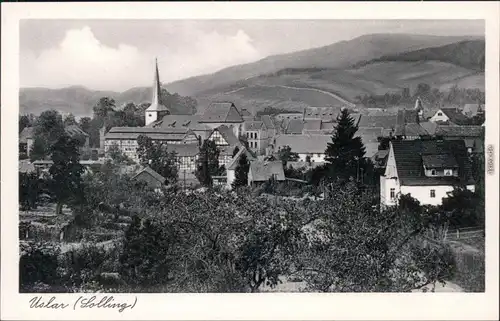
[195,139,220,187]
[295,183,455,292]
[232,154,250,188]
[63,113,77,126]
[277,145,299,166]
[136,135,178,184]
[325,109,366,182]
[19,172,41,210]
[93,97,116,119]
[78,117,92,134]
[29,137,49,162]
[440,187,483,228]
[48,135,84,214]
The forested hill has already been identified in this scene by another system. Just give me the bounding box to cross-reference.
[356,40,485,71]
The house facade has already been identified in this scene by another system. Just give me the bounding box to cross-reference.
[207,125,243,168]
[380,140,475,207]
[104,127,199,161]
[243,120,270,155]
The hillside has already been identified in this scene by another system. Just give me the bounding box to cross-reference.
[165,33,481,97]
[19,86,197,117]
[357,40,485,71]
[20,34,484,117]
[193,39,485,114]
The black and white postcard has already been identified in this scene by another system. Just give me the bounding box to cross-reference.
[1,1,499,320]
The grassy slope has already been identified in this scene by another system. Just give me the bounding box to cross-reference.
[166,34,480,97]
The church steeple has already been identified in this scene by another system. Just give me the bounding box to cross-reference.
[145,58,169,126]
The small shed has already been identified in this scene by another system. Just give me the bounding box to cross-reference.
[248,161,285,187]
[131,166,166,190]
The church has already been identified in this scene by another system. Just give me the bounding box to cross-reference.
[103,59,248,172]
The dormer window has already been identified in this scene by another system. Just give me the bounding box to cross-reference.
[431,169,436,176]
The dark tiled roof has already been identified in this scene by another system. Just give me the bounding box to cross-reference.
[394,123,429,137]
[434,125,484,137]
[440,108,469,125]
[284,119,304,134]
[303,107,337,120]
[396,109,419,125]
[132,166,166,184]
[419,122,438,135]
[244,121,264,131]
[166,143,200,157]
[391,140,474,186]
[150,115,211,132]
[105,127,195,141]
[201,102,244,123]
[249,161,285,182]
[422,154,459,169]
[303,119,322,131]
[358,115,397,129]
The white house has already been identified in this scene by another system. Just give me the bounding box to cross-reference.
[380,139,475,207]
[429,108,469,125]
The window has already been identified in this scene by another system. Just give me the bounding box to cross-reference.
[437,112,443,116]
[390,188,395,199]
[444,169,453,176]
[430,189,436,198]
[431,169,436,176]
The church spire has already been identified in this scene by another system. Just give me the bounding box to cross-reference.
[151,57,161,107]
[146,57,168,112]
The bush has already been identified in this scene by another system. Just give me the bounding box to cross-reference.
[20,242,61,292]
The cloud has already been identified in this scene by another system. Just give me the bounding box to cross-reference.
[20,25,263,91]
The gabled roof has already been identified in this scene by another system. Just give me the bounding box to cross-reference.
[200,102,244,123]
[132,166,166,184]
[357,115,397,129]
[462,104,484,116]
[65,124,89,137]
[249,161,285,182]
[211,125,241,146]
[391,139,474,186]
[394,123,429,137]
[434,125,484,137]
[419,122,438,135]
[274,134,331,154]
[19,127,34,143]
[439,108,469,125]
[226,146,256,170]
[244,121,265,131]
[239,108,253,119]
[284,119,304,134]
[261,115,275,129]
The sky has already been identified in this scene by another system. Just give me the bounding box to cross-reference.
[20,19,484,92]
